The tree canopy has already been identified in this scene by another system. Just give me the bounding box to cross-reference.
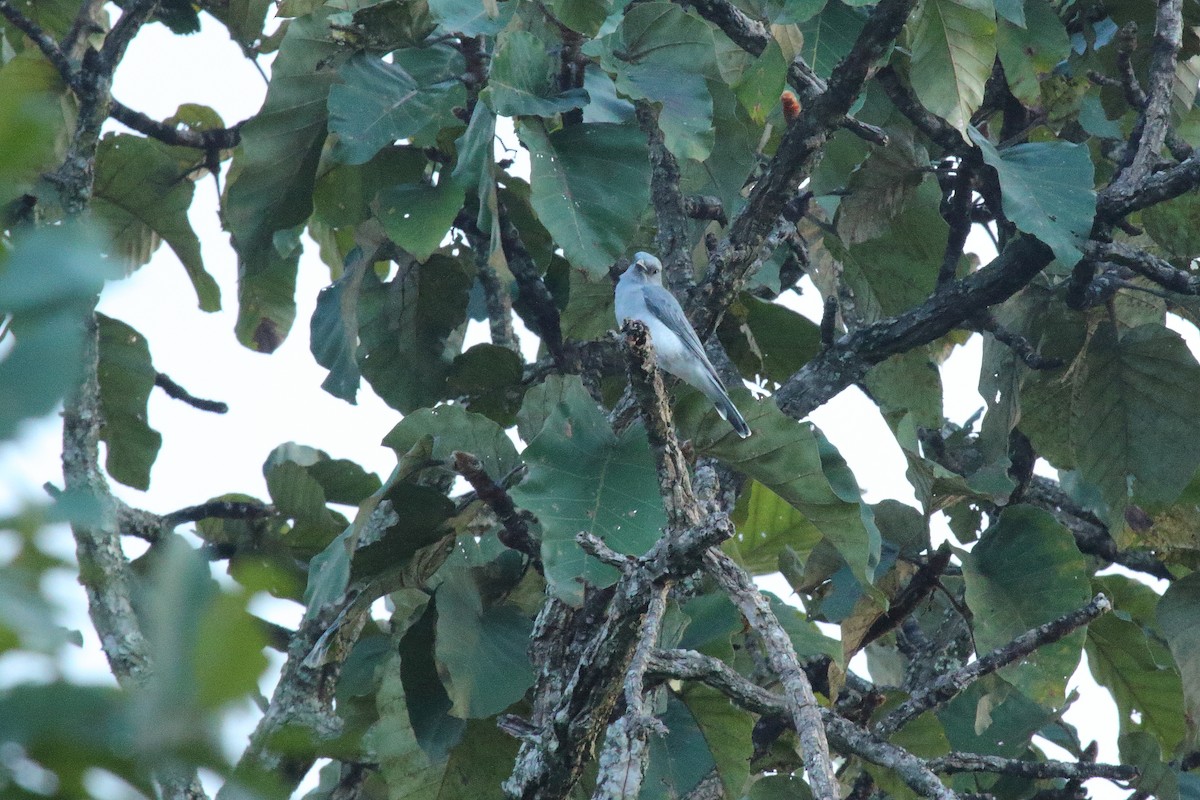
[3,0,1200,799]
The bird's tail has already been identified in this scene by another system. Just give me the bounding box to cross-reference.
[711,389,752,438]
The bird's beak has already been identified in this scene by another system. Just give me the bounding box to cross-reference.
[633,260,645,274]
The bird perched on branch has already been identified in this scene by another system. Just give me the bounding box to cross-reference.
[615,251,752,438]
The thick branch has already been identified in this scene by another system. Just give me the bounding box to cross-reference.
[453,451,539,558]
[928,753,1137,782]
[775,236,1054,419]
[1087,240,1200,295]
[676,0,770,55]
[637,101,695,293]
[875,594,1112,737]
[705,550,840,800]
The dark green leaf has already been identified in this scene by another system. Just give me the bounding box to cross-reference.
[357,256,473,413]
[447,343,526,426]
[644,692,718,798]
[510,376,667,604]
[96,315,162,490]
[328,47,466,165]
[1143,191,1200,262]
[0,54,72,218]
[483,29,590,117]
[383,403,520,481]
[995,1,1070,106]
[962,505,1091,707]
[1158,572,1200,749]
[376,180,466,261]
[799,0,865,77]
[310,253,368,403]
[520,121,650,275]
[718,294,822,385]
[225,9,341,351]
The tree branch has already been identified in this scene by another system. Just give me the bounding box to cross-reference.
[453,451,539,558]
[928,753,1137,783]
[637,102,695,294]
[704,550,840,800]
[155,372,229,413]
[1086,240,1200,295]
[875,594,1112,737]
[676,0,770,56]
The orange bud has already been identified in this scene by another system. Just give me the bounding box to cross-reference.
[781,91,801,122]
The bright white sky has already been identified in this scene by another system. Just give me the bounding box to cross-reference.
[0,6,1183,798]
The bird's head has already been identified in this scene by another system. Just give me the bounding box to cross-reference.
[630,252,664,285]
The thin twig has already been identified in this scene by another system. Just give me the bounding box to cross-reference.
[154,372,229,413]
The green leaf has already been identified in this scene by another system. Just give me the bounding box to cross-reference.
[357,256,473,413]
[267,460,344,555]
[519,121,650,276]
[679,684,755,799]
[376,180,466,261]
[510,376,667,605]
[961,505,1092,707]
[831,179,947,320]
[865,347,944,431]
[447,343,526,426]
[1121,731,1180,800]
[1086,613,1185,753]
[1072,323,1200,513]
[482,30,590,117]
[995,1,1070,106]
[547,0,614,35]
[799,0,865,77]
[970,130,1095,267]
[593,2,718,160]
[938,674,1057,757]
[205,0,272,48]
[0,565,78,655]
[225,9,341,351]
[310,251,370,403]
[728,481,823,575]
[718,295,822,385]
[908,0,996,135]
[383,403,520,481]
[1143,191,1200,262]
[776,0,828,23]
[835,133,931,246]
[0,223,107,440]
[735,39,786,125]
[96,315,162,491]
[1158,572,1200,749]
[328,47,466,165]
[396,601,466,761]
[993,0,1023,25]
[680,79,757,220]
[645,692,718,798]
[0,53,72,217]
[434,559,535,718]
[676,398,882,589]
[427,0,515,35]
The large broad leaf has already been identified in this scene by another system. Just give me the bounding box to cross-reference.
[961,505,1092,708]
[205,0,272,48]
[383,404,520,482]
[728,481,823,575]
[356,255,472,413]
[1143,191,1200,263]
[328,46,466,165]
[717,294,822,385]
[225,9,341,352]
[836,134,931,246]
[434,558,535,719]
[938,674,1058,757]
[1157,572,1200,748]
[829,179,947,320]
[907,0,997,136]
[511,376,667,605]
[310,249,371,404]
[447,343,526,426]
[799,0,865,78]
[644,692,720,799]
[1072,323,1200,513]
[1086,613,1186,754]
[676,397,882,590]
[427,0,515,35]
[376,180,466,261]
[995,0,1070,107]
[680,79,757,221]
[591,2,718,161]
[547,0,613,35]
[519,121,650,276]
[96,315,162,491]
[0,224,107,440]
[482,30,589,117]
[0,53,72,217]
[93,134,217,312]
[970,130,1095,267]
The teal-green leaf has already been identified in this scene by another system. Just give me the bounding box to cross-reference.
[547,0,614,35]
[96,315,162,491]
[225,9,341,351]
[993,0,1023,25]
[799,0,865,78]
[427,0,515,35]
[434,560,534,718]
[1157,572,1200,749]
[961,505,1091,707]
[644,692,718,798]
[376,180,466,261]
[356,256,472,413]
[593,2,719,160]
[510,376,667,605]
[382,403,521,482]
[1072,323,1200,513]
[717,294,822,385]
[0,223,106,440]
[482,29,590,117]
[519,121,650,276]
[676,398,882,589]
[776,0,828,23]
[970,129,1095,267]
[908,0,996,136]
[328,46,466,165]
[310,252,369,404]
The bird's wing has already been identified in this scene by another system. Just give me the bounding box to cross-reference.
[642,285,726,387]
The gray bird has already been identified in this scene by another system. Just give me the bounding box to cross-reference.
[615,252,751,438]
